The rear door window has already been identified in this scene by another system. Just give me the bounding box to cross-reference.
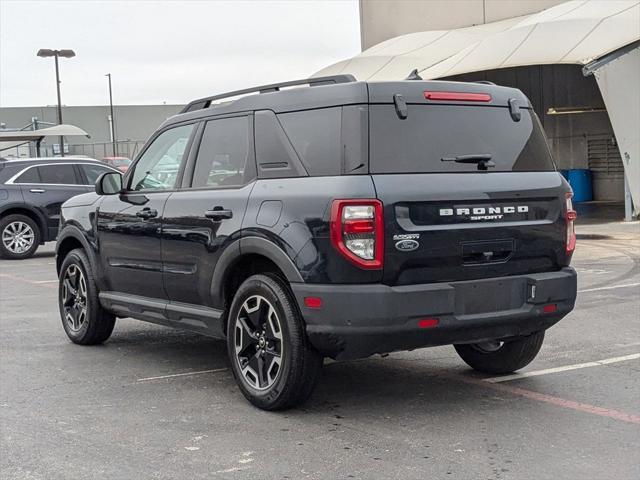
[37,164,81,184]
[370,105,555,173]
[191,116,254,188]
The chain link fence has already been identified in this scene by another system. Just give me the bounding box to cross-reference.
[36,140,146,160]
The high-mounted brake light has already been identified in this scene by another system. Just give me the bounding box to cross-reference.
[565,192,577,255]
[424,91,492,102]
[330,199,384,269]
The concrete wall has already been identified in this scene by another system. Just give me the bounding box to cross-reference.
[0,104,183,157]
[359,0,565,50]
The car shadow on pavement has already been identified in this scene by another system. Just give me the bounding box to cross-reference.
[106,324,482,413]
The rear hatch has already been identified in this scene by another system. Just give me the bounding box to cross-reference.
[368,81,572,286]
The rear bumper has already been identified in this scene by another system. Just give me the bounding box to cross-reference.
[291,267,577,360]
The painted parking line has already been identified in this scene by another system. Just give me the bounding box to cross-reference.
[482,381,640,425]
[484,353,640,383]
[578,282,640,293]
[453,374,640,425]
[0,272,58,289]
[137,367,228,382]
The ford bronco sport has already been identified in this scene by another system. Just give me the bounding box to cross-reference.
[55,75,577,410]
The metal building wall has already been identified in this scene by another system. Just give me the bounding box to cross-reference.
[0,104,183,155]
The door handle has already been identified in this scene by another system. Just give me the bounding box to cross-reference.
[204,207,233,221]
[135,207,158,219]
[30,188,46,193]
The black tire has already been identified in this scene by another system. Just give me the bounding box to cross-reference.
[58,248,116,345]
[454,331,545,374]
[226,274,323,410]
[0,214,41,260]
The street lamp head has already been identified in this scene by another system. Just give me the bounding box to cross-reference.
[36,49,76,58]
[37,49,55,57]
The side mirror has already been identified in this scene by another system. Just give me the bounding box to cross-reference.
[95,171,123,195]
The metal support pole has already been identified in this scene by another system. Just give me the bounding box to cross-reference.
[54,53,64,157]
[624,173,634,222]
[106,73,117,157]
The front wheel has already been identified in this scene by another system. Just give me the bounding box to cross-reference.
[454,331,545,374]
[58,248,116,345]
[227,274,323,410]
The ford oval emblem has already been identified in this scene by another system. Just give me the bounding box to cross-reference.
[395,239,419,252]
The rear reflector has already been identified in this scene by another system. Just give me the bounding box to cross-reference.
[304,297,322,309]
[542,304,557,314]
[418,318,439,329]
[424,91,492,102]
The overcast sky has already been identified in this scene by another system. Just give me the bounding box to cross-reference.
[0,0,360,107]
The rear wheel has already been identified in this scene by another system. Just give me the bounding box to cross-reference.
[227,274,323,410]
[0,214,40,260]
[59,248,116,345]
[454,331,545,374]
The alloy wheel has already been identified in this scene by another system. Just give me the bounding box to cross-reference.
[2,221,35,254]
[61,264,88,332]
[234,295,284,390]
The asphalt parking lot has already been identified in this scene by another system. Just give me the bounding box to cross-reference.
[1,221,639,480]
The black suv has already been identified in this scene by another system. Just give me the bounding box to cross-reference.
[0,157,117,259]
[55,76,578,410]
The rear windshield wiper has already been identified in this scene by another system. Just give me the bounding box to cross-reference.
[441,154,495,171]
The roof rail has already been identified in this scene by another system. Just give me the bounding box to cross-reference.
[179,74,357,114]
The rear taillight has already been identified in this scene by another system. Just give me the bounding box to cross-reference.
[565,192,577,255]
[330,199,384,269]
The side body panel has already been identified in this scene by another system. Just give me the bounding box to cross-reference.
[243,176,379,285]
[162,184,254,307]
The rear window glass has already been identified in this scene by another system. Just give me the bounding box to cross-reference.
[370,105,555,173]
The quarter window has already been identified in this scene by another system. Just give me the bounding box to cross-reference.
[277,107,342,176]
[15,167,41,184]
[81,164,114,185]
[129,124,194,191]
[192,116,254,188]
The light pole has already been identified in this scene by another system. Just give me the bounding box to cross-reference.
[37,49,75,157]
[105,73,117,157]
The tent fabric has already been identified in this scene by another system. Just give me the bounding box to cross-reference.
[592,46,640,216]
[0,124,89,142]
[315,0,640,81]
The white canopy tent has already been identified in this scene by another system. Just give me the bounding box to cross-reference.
[0,124,90,155]
[316,0,640,217]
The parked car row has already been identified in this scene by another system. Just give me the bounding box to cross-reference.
[0,157,119,259]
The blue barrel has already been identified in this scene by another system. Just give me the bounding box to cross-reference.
[567,169,593,202]
[559,169,569,180]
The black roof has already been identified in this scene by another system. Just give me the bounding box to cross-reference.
[160,75,531,130]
